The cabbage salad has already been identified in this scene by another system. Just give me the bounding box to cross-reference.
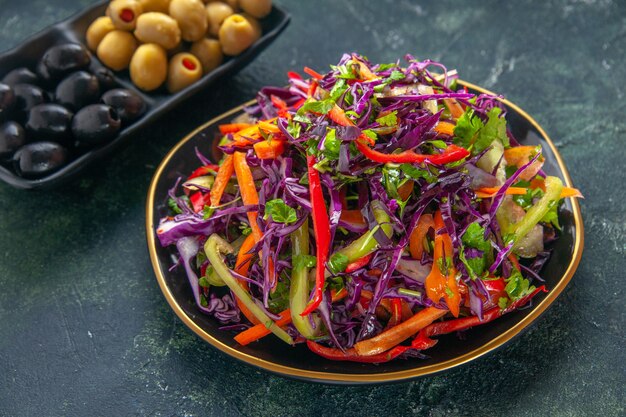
[157,53,581,362]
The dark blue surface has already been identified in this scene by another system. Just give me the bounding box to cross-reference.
[0,1,624,416]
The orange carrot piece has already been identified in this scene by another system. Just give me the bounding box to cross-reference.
[307,80,318,98]
[352,307,448,356]
[425,211,460,317]
[209,154,234,207]
[233,151,263,242]
[328,104,355,127]
[234,310,292,346]
[503,146,538,165]
[219,123,253,135]
[233,234,261,325]
[409,213,434,260]
[352,57,378,81]
[434,121,455,136]
[303,66,323,80]
[231,118,279,145]
[443,98,465,119]
[257,120,281,134]
[254,140,285,160]
[234,288,348,345]
[397,181,414,201]
[475,186,583,199]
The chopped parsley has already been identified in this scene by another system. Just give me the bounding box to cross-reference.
[264,199,297,224]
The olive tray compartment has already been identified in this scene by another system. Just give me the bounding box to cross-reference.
[0,0,290,189]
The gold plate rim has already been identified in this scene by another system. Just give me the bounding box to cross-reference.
[145,80,584,383]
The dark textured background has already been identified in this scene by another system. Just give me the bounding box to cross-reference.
[0,0,624,416]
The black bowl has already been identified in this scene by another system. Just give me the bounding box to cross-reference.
[146,81,584,384]
[0,0,290,189]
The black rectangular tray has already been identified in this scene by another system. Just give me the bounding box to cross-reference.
[0,0,290,190]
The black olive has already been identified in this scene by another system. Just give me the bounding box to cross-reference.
[0,83,15,121]
[72,104,121,146]
[38,43,91,82]
[0,121,26,159]
[25,104,73,145]
[2,67,39,86]
[101,88,146,124]
[55,71,100,111]
[13,84,47,120]
[13,141,68,178]
[91,66,117,92]
[35,59,55,86]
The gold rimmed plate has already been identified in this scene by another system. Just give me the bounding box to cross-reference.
[145,81,584,384]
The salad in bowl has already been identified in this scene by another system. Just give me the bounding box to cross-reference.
[155,53,581,363]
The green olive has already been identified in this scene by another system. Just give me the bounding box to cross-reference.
[240,13,261,39]
[134,12,181,49]
[107,0,144,31]
[239,0,271,18]
[138,0,171,13]
[205,0,238,8]
[190,38,223,73]
[218,14,257,56]
[205,2,234,37]
[167,53,203,93]
[86,16,116,51]
[97,30,139,71]
[130,43,168,91]
[169,0,208,42]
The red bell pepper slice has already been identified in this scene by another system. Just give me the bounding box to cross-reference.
[344,253,373,273]
[190,192,211,213]
[356,140,470,165]
[483,277,506,294]
[416,285,547,344]
[300,155,331,316]
[307,80,318,98]
[287,71,302,80]
[291,98,306,110]
[306,340,412,363]
[270,95,288,111]
[188,164,220,180]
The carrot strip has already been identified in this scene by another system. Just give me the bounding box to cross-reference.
[257,120,281,134]
[503,146,537,164]
[434,121,455,136]
[307,80,318,98]
[303,66,323,80]
[253,140,285,159]
[397,181,414,201]
[443,98,465,119]
[352,57,378,81]
[209,154,234,207]
[352,307,447,356]
[233,234,261,325]
[233,151,262,242]
[328,104,355,126]
[219,123,253,135]
[409,213,434,260]
[234,310,292,345]
[475,186,583,199]
[234,289,348,346]
[425,211,460,317]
